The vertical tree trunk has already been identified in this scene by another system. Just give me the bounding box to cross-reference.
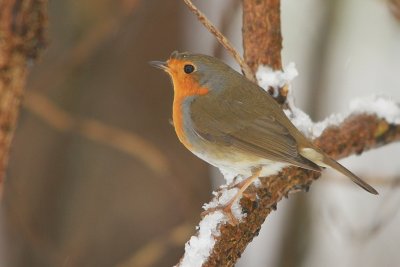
[0,0,47,196]
[242,0,282,71]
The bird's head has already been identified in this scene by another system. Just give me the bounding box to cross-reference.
[150,51,235,98]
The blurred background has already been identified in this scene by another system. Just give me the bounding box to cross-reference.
[1,0,400,266]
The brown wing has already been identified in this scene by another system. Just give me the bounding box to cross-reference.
[190,79,321,172]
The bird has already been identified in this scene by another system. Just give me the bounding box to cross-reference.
[150,51,378,224]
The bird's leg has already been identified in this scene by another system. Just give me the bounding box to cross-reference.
[227,176,251,190]
[226,170,263,201]
[202,167,262,225]
[227,174,245,189]
[222,167,262,211]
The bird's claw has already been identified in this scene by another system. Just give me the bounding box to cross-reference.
[201,204,239,226]
[242,191,257,201]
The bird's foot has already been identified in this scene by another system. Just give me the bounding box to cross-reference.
[242,191,257,201]
[227,177,251,191]
[202,168,262,226]
[201,201,239,226]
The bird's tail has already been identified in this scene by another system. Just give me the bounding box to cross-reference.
[300,147,378,195]
[322,156,378,194]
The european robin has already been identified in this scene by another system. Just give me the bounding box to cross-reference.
[151,51,378,223]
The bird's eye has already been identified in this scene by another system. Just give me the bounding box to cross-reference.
[184,64,195,74]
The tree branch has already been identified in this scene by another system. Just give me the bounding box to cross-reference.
[0,0,47,197]
[242,0,282,71]
[175,1,400,266]
[202,114,400,267]
[242,0,288,104]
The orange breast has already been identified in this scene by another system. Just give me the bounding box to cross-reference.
[171,78,208,150]
[173,96,192,149]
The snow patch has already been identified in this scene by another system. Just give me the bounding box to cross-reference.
[256,64,400,139]
[218,167,241,185]
[256,62,298,97]
[203,188,245,221]
[311,113,346,138]
[179,65,400,267]
[310,95,400,138]
[349,95,400,124]
[285,107,314,137]
[180,212,227,267]
[180,188,245,267]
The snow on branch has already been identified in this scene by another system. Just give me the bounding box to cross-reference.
[256,64,400,139]
[176,0,400,266]
[176,65,400,267]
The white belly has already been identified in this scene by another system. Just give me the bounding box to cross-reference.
[192,149,289,184]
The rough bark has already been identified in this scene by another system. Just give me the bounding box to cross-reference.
[242,0,288,104]
[0,0,47,195]
[242,0,282,71]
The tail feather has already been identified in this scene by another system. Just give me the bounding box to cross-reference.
[300,147,378,195]
[322,156,378,195]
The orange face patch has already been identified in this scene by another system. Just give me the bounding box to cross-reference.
[166,59,209,98]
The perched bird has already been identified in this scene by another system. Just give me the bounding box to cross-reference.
[151,51,377,223]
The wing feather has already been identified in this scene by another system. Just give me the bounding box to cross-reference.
[190,80,321,171]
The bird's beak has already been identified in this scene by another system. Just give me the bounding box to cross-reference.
[149,60,168,71]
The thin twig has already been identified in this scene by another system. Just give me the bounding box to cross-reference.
[212,0,241,59]
[24,91,170,176]
[182,0,255,82]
